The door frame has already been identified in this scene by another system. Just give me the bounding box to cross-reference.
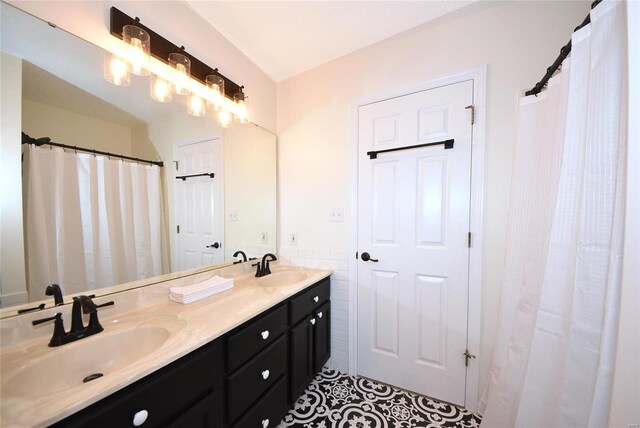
[348,65,486,413]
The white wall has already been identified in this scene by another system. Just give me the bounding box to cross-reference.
[0,53,27,306]
[8,1,277,133]
[22,99,133,156]
[276,0,590,402]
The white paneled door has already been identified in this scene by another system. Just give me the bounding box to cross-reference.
[357,81,473,405]
[175,139,224,271]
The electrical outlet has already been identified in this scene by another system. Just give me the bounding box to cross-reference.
[228,210,238,222]
[290,233,297,246]
[330,207,344,222]
[260,231,268,244]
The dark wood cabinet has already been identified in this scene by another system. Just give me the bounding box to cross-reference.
[53,339,225,428]
[288,278,331,404]
[290,314,314,401]
[52,276,330,428]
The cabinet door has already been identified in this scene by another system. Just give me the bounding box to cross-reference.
[313,301,331,373]
[289,315,314,403]
[167,391,221,428]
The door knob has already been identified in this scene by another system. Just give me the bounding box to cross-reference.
[261,369,270,380]
[360,252,379,262]
[261,330,269,340]
[206,242,220,249]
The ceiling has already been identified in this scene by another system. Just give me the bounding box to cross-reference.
[185,1,476,82]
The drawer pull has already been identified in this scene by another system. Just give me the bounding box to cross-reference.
[310,318,316,325]
[262,418,270,428]
[261,330,270,340]
[313,296,319,303]
[132,410,149,426]
[261,369,270,380]
[318,311,323,318]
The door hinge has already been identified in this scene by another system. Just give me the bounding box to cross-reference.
[174,161,179,171]
[177,225,180,234]
[463,349,476,367]
[468,232,472,248]
[465,104,475,125]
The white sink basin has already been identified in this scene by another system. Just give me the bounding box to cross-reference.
[258,270,308,287]
[3,317,185,399]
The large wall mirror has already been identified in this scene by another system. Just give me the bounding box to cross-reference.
[0,2,276,316]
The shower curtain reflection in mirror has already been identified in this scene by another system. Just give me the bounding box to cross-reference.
[22,144,169,300]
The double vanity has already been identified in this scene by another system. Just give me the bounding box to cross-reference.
[0,263,331,427]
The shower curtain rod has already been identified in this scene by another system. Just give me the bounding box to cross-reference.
[525,0,602,96]
[21,132,164,167]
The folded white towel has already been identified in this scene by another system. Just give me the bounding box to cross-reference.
[169,281,233,304]
[169,275,234,304]
[169,275,233,296]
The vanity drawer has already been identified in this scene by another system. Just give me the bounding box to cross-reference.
[289,278,330,325]
[228,334,287,423]
[233,376,288,428]
[228,304,287,373]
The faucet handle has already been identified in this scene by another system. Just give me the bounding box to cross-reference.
[87,301,114,332]
[252,261,263,277]
[32,312,62,326]
[32,313,68,347]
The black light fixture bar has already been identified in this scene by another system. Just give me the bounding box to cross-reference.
[525,0,602,96]
[109,6,242,99]
[175,173,215,181]
[367,139,454,160]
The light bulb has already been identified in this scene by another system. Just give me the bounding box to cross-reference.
[188,94,206,117]
[169,53,191,95]
[123,24,150,76]
[206,75,225,111]
[150,74,172,103]
[219,110,231,128]
[104,53,130,86]
[128,37,145,75]
[233,89,249,123]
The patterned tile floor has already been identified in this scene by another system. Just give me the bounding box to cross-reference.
[278,369,481,428]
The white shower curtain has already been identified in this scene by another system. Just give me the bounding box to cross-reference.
[481,1,627,427]
[23,145,168,299]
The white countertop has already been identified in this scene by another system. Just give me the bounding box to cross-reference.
[0,264,331,427]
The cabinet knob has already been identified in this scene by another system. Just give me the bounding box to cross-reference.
[310,318,316,325]
[262,418,270,428]
[261,369,270,380]
[132,410,149,426]
[261,330,269,340]
[318,311,323,319]
[313,296,319,303]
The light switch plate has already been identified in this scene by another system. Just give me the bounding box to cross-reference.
[290,233,297,245]
[330,207,344,222]
[260,232,268,244]
[228,210,238,222]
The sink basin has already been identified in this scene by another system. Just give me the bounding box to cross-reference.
[258,270,308,287]
[3,317,184,399]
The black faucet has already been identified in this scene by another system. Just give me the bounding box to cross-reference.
[45,284,64,306]
[32,296,114,347]
[233,250,248,264]
[254,253,277,277]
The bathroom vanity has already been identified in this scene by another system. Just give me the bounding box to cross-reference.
[0,264,331,427]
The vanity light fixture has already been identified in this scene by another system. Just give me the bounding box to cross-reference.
[122,22,150,76]
[108,7,248,127]
[169,51,191,95]
[233,86,249,124]
[103,52,130,86]
[150,74,172,103]
[206,74,224,111]
[188,93,206,117]
[218,110,231,129]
